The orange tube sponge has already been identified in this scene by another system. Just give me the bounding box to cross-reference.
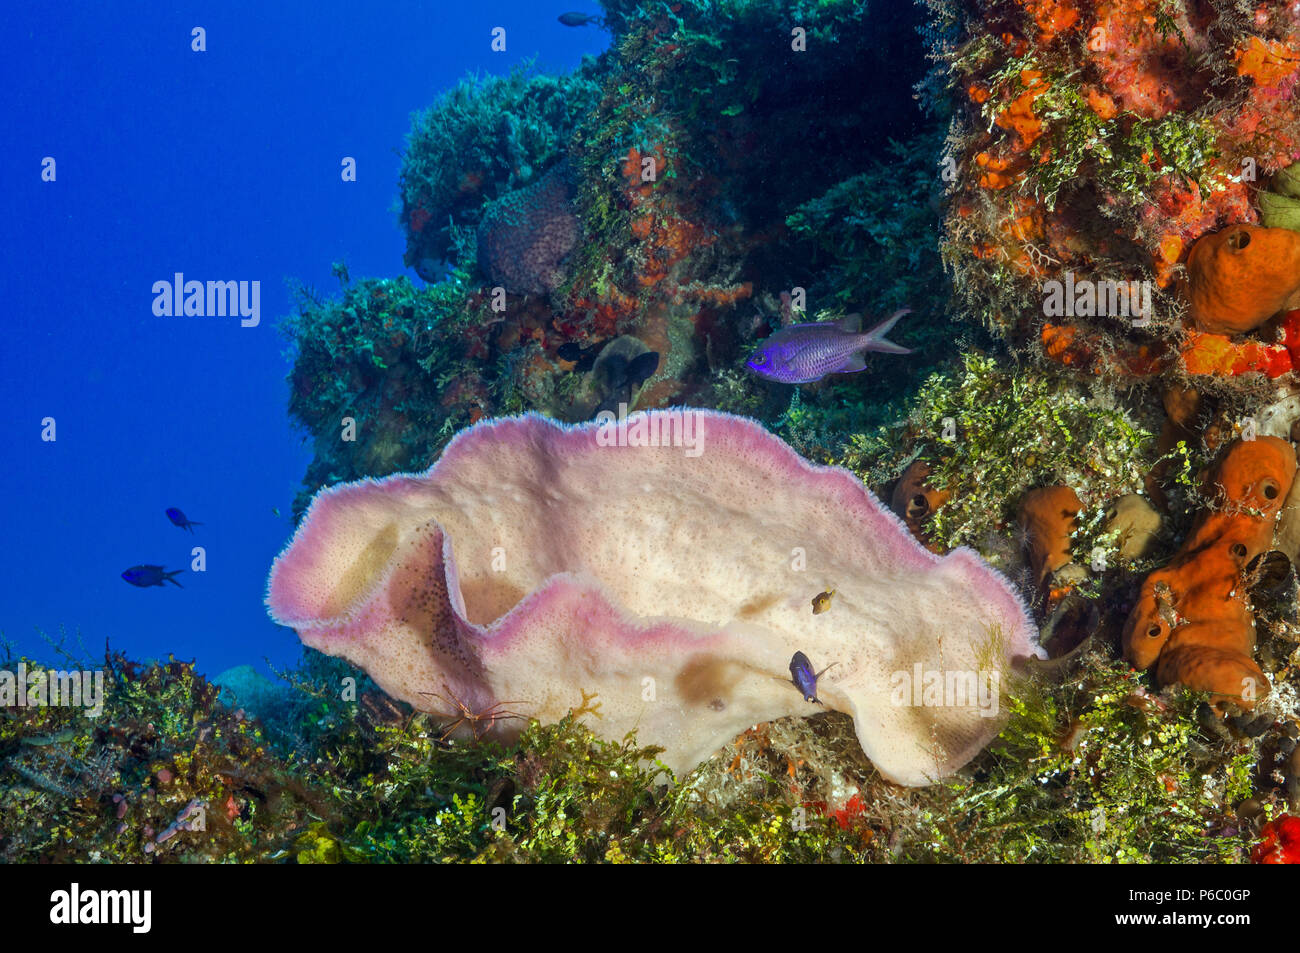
[1186,226,1300,335]
[1017,485,1082,587]
[1122,436,1296,709]
[890,461,950,551]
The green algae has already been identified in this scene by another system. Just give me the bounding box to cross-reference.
[1,639,1274,863]
[941,656,1256,863]
[839,351,1155,553]
[280,273,491,518]
[977,63,1223,212]
[398,61,601,269]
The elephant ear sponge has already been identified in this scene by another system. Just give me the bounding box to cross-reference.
[267,410,1041,786]
[1186,226,1300,335]
[476,158,579,295]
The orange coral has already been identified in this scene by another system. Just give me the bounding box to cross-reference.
[571,286,639,338]
[1153,232,1183,288]
[1041,322,1089,366]
[617,142,717,298]
[994,71,1048,149]
[1017,0,1080,45]
[1085,86,1117,120]
[1186,225,1300,335]
[1089,0,1206,120]
[1236,37,1300,89]
[1180,327,1295,378]
[1017,485,1082,586]
[975,151,1026,190]
[1122,436,1296,709]
[1040,322,1169,376]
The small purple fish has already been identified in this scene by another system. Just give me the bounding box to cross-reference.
[787,651,836,704]
[746,309,913,384]
[166,507,202,532]
[558,11,602,27]
[121,565,184,588]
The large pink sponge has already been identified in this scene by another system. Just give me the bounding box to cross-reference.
[268,409,1040,785]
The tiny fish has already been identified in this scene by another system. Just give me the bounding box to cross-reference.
[811,588,835,614]
[556,340,605,372]
[787,651,836,704]
[558,11,603,27]
[746,309,913,384]
[165,507,202,532]
[121,565,184,588]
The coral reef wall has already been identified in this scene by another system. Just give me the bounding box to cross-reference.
[939,0,1300,383]
[283,1,949,524]
[249,0,1300,862]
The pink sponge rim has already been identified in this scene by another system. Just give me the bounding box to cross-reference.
[267,408,1040,662]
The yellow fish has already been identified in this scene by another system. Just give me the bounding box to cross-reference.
[811,589,835,614]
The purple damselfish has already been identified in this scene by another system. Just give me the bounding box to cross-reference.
[745,309,913,384]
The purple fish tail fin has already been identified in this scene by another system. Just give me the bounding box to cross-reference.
[165,570,185,588]
[864,308,914,355]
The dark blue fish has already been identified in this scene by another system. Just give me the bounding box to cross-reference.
[787,651,836,704]
[557,339,605,372]
[165,507,202,532]
[558,11,603,27]
[121,565,184,588]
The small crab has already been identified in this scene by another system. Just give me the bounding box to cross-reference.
[420,685,526,742]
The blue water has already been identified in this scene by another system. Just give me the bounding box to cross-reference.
[0,2,607,678]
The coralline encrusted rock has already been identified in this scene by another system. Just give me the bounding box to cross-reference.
[267,410,1040,785]
[476,158,578,295]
